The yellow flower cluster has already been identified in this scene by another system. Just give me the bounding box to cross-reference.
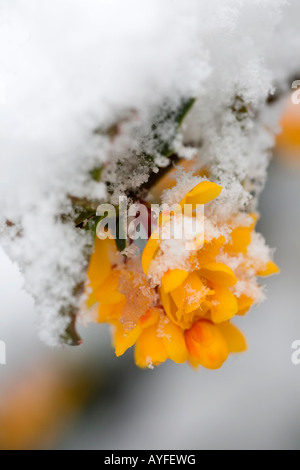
[87,181,279,369]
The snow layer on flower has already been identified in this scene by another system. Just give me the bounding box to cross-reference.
[162,170,205,207]
[247,232,275,272]
[217,228,272,305]
[148,239,190,288]
[0,0,299,344]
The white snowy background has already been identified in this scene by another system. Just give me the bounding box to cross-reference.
[1,0,300,449]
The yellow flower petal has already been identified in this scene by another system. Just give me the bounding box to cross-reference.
[160,286,186,327]
[134,325,168,368]
[139,308,161,329]
[217,322,247,353]
[226,226,252,254]
[237,294,254,316]
[114,323,142,357]
[161,269,189,294]
[188,356,200,369]
[98,300,126,323]
[170,284,187,311]
[86,292,99,309]
[190,236,226,269]
[95,271,126,304]
[185,320,229,370]
[257,261,280,277]
[210,286,238,323]
[200,262,238,287]
[141,236,160,275]
[114,308,161,357]
[87,237,111,292]
[170,272,212,314]
[161,320,188,364]
[180,181,222,209]
[162,274,215,329]
[160,286,172,317]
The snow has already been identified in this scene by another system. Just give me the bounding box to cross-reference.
[162,170,205,207]
[0,0,299,345]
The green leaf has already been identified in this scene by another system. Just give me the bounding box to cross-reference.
[175,97,196,128]
[115,216,127,252]
[86,215,103,237]
[89,166,102,182]
[115,236,126,252]
[75,209,97,227]
[150,97,196,157]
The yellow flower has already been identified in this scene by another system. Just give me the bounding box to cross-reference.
[87,180,279,370]
[276,99,300,164]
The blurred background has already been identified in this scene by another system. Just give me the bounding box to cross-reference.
[0,97,300,450]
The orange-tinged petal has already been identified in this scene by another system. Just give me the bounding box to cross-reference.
[134,325,168,368]
[226,226,252,254]
[237,294,254,316]
[171,272,212,313]
[95,271,126,304]
[200,262,238,287]
[210,235,226,251]
[210,286,238,323]
[250,213,259,229]
[217,322,247,353]
[139,308,161,329]
[141,236,160,275]
[160,286,185,327]
[161,287,210,330]
[170,284,186,310]
[257,261,280,277]
[97,300,126,323]
[161,320,188,364]
[176,299,212,327]
[180,181,222,209]
[188,356,200,369]
[114,308,161,357]
[87,237,111,292]
[190,236,226,269]
[86,292,99,309]
[160,288,192,329]
[276,102,300,149]
[160,286,172,318]
[185,320,229,370]
[161,269,189,294]
[114,323,142,357]
[171,310,197,330]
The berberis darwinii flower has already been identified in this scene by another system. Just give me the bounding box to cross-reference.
[86,179,279,369]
